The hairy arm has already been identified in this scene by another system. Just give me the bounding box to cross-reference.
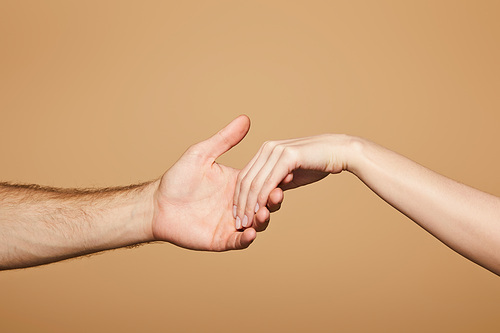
[0,182,155,269]
[234,135,500,275]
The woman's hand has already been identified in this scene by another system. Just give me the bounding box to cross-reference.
[234,132,500,275]
[233,134,354,230]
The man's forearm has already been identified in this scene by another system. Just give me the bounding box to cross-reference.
[0,181,156,270]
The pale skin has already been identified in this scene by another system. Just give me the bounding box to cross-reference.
[0,115,283,270]
[234,134,500,275]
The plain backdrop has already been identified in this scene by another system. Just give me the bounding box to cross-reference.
[1,1,499,332]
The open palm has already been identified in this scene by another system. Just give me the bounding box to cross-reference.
[151,116,276,251]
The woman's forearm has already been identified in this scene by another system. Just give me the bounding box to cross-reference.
[348,137,500,275]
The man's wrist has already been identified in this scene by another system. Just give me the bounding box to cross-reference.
[136,180,159,244]
[80,180,160,249]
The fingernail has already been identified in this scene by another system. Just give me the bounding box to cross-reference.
[254,203,259,213]
[236,216,241,229]
[233,205,237,219]
[242,215,248,228]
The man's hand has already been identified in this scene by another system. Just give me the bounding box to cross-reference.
[0,115,283,270]
[151,115,283,251]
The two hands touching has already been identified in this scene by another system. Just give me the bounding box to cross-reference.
[0,115,290,269]
[0,115,281,270]
[152,115,346,251]
[151,115,284,251]
[1,115,500,275]
[169,114,500,276]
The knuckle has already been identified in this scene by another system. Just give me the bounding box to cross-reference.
[257,191,268,204]
[245,206,254,216]
[185,143,202,156]
[274,143,290,157]
[262,140,277,152]
[282,146,298,159]
[249,180,260,192]
[236,172,245,184]
[239,175,252,192]
[274,143,285,152]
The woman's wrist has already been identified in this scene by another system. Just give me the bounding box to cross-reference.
[340,135,368,176]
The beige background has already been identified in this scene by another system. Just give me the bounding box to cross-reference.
[1,1,499,332]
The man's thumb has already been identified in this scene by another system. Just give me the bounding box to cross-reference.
[201,115,251,159]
